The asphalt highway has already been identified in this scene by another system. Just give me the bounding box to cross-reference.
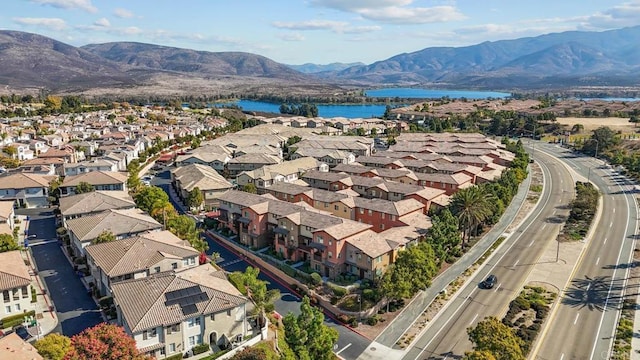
[403,147,576,359]
[533,143,639,360]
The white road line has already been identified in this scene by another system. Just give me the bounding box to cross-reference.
[494,283,501,292]
[528,239,535,247]
[335,343,351,355]
[560,353,565,360]
[470,313,479,325]
[586,284,591,291]
[574,313,580,325]
[610,222,613,228]
[513,259,520,267]
[613,208,616,213]
[604,238,607,244]
[541,224,547,230]
[596,257,600,265]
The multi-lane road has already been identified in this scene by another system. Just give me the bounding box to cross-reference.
[402,146,576,359]
[533,144,639,360]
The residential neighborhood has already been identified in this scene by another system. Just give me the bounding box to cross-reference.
[0,104,516,359]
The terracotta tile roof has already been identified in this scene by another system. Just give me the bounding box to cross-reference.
[0,251,30,291]
[320,220,370,240]
[85,233,199,277]
[0,172,53,189]
[59,190,135,216]
[346,230,393,258]
[172,164,232,191]
[66,208,162,242]
[0,200,14,221]
[353,197,424,216]
[61,171,128,187]
[0,333,43,360]
[111,265,247,333]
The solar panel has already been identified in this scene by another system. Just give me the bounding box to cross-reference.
[181,304,199,315]
[165,285,209,308]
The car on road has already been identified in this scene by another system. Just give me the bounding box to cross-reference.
[481,274,498,289]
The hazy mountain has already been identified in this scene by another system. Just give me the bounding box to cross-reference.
[81,42,308,80]
[1,26,640,93]
[0,30,134,91]
[335,26,640,88]
[287,62,365,74]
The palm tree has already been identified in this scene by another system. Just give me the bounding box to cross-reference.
[450,186,495,245]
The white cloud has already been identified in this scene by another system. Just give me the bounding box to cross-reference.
[580,1,640,29]
[311,0,465,24]
[93,17,110,27]
[13,17,67,31]
[358,5,465,24]
[113,8,134,18]
[30,0,97,13]
[272,20,381,34]
[278,33,305,41]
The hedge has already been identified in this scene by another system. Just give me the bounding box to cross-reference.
[1,310,36,328]
[192,343,210,355]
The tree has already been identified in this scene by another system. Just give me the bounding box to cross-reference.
[34,333,71,360]
[127,159,141,191]
[187,187,204,209]
[230,267,280,327]
[571,123,584,134]
[630,115,639,127]
[134,186,170,214]
[0,233,20,252]
[64,323,149,360]
[450,186,495,244]
[283,296,338,360]
[93,230,116,244]
[464,350,498,360]
[166,214,208,252]
[426,209,462,262]
[582,126,620,156]
[243,183,258,194]
[75,181,95,194]
[467,317,525,360]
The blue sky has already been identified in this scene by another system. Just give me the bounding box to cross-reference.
[2,0,639,65]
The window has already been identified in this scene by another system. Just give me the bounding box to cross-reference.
[154,266,161,273]
[210,313,216,321]
[359,208,364,214]
[368,210,372,216]
[172,263,178,269]
[143,330,148,340]
[4,306,10,313]
[2,290,8,302]
[316,235,323,244]
[338,252,341,259]
[188,336,196,346]
[150,328,157,337]
[380,224,385,230]
[169,343,176,353]
[328,251,333,259]
[14,304,20,311]
[187,317,200,328]
[329,240,332,246]
[189,257,196,265]
[227,309,232,316]
[21,287,28,297]
[160,348,166,356]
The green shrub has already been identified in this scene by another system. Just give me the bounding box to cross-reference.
[310,272,322,286]
[98,296,113,309]
[228,272,247,295]
[349,317,358,327]
[31,287,36,303]
[330,285,347,297]
[362,288,377,302]
[1,310,35,328]
[366,315,379,326]
[192,342,210,355]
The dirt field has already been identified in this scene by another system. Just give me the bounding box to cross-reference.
[555,117,635,132]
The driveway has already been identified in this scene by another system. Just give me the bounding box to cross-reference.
[25,209,103,337]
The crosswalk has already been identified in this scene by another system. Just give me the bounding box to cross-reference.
[218,258,244,267]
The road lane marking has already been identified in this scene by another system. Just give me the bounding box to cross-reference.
[513,259,520,267]
[335,343,351,355]
[596,257,600,265]
[541,224,547,230]
[574,313,580,325]
[613,208,616,213]
[494,283,501,292]
[470,313,478,325]
[528,239,534,247]
[604,238,607,244]
[586,284,591,291]
[610,222,613,228]
[560,353,565,360]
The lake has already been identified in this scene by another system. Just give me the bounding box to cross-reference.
[219,88,512,119]
[580,97,640,102]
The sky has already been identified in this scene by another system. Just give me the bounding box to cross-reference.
[1,0,639,65]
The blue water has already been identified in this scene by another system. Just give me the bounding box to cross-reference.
[365,88,511,99]
[216,88,511,118]
[219,100,390,119]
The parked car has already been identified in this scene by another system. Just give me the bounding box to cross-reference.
[13,325,32,341]
[481,274,498,289]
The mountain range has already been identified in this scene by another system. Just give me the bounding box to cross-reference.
[0,26,639,94]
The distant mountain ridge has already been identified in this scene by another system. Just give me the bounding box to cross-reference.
[333,26,640,88]
[0,26,639,93]
[287,62,365,74]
